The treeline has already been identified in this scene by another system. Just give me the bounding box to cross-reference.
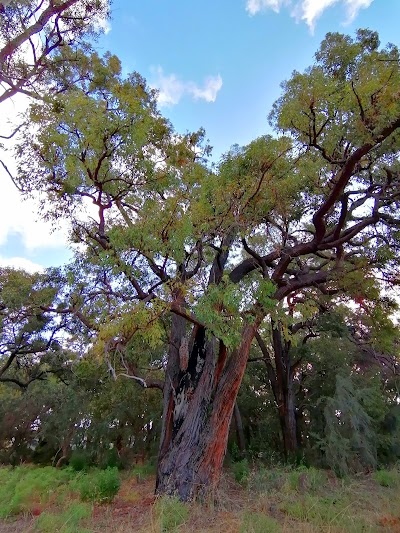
[1,266,399,477]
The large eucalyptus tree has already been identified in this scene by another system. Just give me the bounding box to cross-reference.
[15,29,400,499]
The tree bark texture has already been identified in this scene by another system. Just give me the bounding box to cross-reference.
[233,402,246,457]
[271,321,298,457]
[156,320,258,500]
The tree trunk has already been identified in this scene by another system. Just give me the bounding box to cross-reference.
[272,322,298,458]
[256,322,298,459]
[233,402,246,457]
[156,320,258,501]
[277,382,298,457]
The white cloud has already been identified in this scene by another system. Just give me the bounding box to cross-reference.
[150,67,223,107]
[246,0,374,31]
[246,0,287,15]
[92,15,111,35]
[296,0,338,31]
[189,75,223,103]
[0,256,44,273]
[150,67,185,107]
[0,94,69,252]
[343,0,373,25]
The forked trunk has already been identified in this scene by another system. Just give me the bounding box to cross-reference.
[256,322,299,458]
[156,320,258,501]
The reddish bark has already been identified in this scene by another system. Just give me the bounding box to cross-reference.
[156,321,259,500]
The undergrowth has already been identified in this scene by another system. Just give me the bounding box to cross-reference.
[0,464,399,532]
[0,464,120,519]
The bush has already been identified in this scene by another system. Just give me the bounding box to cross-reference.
[154,496,189,532]
[98,448,122,470]
[69,450,93,472]
[374,468,400,487]
[77,467,120,503]
[0,466,74,518]
[231,458,250,485]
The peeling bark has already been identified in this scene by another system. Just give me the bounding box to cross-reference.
[156,321,259,500]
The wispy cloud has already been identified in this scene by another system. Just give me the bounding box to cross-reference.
[0,94,69,254]
[92,15,111,35]
[150,67,223,107]
[246,0,288,15]
[246,0,374,31]
[0,256,44,273]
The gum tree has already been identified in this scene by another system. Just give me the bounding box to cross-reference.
[0,0,110,104]
[15,30,400,499]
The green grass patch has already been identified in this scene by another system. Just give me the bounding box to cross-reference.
[282,494,370,532]
[132,461,156,481]
[75,467,120,503]
[35,502,92,533]
[0,466,75,518]
[154,495,189,532]
[374,468,400,488]
[239,511,281,532]
[284,466,328,493]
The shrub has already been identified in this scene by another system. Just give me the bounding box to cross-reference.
[98,448,122,470]
[0,466,74,517]
[77,467,120,503]
[374,469,400,487]
[231,458,250,485]
[69,450,93,472]
[154,496,189,532]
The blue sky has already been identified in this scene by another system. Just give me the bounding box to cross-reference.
[1,0,400,271]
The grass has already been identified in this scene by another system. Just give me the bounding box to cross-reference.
[374,467,400,487]
[0,464,399,531]
[153,496,189,531]
[35,502,92,533]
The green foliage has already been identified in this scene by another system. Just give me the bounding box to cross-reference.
[374,468,400,488]
[35,502,92,533]
[69,450,93,472]
[0,466,74,518]
[231,458,250,485]
[248,467,285,494]
[132,462,157,482]
[76,467,120,503]
[0,1,110,106]
[196,278,243,348]
[239,511,281,533]
[320,375,377,476]
[154,496,189,532]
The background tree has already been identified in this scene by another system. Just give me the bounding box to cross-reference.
[0,0,110,104]
[0,267,73,388]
